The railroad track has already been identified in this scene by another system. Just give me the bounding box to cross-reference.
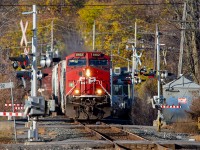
[0,118,200,150]
[77,121,175,150]
[78,121,147,149]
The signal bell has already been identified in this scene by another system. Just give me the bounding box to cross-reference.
[40,56,46,68]
[40,56,52,68]
[45,57,51,67]
[161,70,168,79]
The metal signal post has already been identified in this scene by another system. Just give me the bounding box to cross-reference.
[22,5,38,96]
[156,24,163,131]
[22,5,39,141]
[31,5,37,97]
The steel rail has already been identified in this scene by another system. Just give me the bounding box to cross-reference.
[76,121,127,150]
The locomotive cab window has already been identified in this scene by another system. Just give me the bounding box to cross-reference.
[68,59,86,66]
[89,59,108,66]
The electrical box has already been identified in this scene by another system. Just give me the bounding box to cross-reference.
[25,96,45,116]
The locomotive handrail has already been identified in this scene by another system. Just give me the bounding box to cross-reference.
[66,82,78,96]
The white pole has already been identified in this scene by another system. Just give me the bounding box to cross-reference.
[92,21,95,51]
[31,5,37,97]
[31,5,39,141]
[156,24,162,130]
[131,21,137,102]
[134,22,137,48]
[110,45,113,107]
[128,61,131,99]
[51,20,54,52]
[10,80,17,142]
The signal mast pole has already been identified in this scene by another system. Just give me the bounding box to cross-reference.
[131,21,137,102]
[23,5,38,97]
[23,5,39,141]
[156,24,162,131]
[32,5,38,97]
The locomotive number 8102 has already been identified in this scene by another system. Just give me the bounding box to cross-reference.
[51,52,111,119]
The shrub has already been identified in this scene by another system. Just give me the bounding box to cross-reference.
[131,96,157,125]
[187,97,200,120]
[172,120,199,134]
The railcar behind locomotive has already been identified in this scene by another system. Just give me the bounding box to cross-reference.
[51,52,111,119]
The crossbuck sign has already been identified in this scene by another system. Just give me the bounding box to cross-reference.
[20,20,28,47]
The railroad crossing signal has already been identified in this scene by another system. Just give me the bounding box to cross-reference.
[9,55,30,69]
[132,45,142,66]
[23,47,30,55]
[20,20,28,47]
[162,49,167,65]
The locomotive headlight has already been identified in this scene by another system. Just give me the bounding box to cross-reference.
[86,69,91,77]
[74,89,80,95]
[96,89,103,95]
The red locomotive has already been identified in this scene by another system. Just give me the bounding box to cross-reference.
[50,52,111,119]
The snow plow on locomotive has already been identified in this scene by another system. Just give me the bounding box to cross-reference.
[50,52,111,119]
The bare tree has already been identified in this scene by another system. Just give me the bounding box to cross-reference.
[187,97,200,120]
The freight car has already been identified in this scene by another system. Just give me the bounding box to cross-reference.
[49,52,111,119]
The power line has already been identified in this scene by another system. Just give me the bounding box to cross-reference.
[0,3,184,7]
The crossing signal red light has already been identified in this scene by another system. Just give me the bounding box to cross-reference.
[9,55,29,69]
[16,71,31,79]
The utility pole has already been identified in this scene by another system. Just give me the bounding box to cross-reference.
[93,21,96,51]
[110,44,113,107]
[156,24,162,131]
[154,31,157,71]
[131,21,137,102]
[178,2,187,77]
[51,20,54,52]
[134,22,137,50]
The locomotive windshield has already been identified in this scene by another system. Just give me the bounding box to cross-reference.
[68,59,86,66]
[113,85,128,96]
[89,59,108,66]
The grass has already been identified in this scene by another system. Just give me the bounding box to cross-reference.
[171,120,199,134]
[38,127,46,135]
[0,121,15,143]
[191,135,200,141]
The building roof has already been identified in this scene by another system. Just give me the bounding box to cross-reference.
[163,76,200,90]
